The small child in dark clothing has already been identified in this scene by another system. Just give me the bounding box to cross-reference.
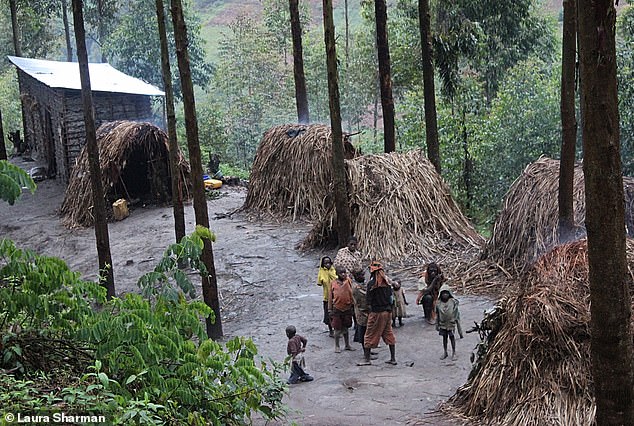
[391,280,408,327]
[286,325,314,384]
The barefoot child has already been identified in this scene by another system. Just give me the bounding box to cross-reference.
[391,280,408,327]
[286,325,314,384]
[328,266,356,353]
[435,285,463,360]
[317,256,337,337]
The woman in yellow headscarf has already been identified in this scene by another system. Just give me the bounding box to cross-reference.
[317,256,338,337]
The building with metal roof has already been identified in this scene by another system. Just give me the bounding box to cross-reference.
[8,56,165,182]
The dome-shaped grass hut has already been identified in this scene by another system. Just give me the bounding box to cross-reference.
[302,150,484,262]
[482,156,634,274]
[243,123,357,221]
[61,121,190,227]
[446,239,634,425]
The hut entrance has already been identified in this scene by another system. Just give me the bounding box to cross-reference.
[116,147,152,202]
[61,121,191,227]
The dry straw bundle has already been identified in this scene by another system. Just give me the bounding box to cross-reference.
[243,124,356,221]
[447,239,634,425]
[482,156,634,274]
[302,150,484,262]
[61,121,190,227]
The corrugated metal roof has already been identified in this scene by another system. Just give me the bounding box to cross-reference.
[8,56,164,96]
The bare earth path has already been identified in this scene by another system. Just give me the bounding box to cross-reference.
[0,171,490,425]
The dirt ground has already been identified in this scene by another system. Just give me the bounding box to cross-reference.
[0,163,492,425]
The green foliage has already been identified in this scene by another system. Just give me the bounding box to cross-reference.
[0,161,36,205]
[137,226,216,301]
[470,59,561,219]
[212,15,295,167]
[0,0,61,71]
[0,69,22,137]
[0,232,286,424]
[103,0,212,98]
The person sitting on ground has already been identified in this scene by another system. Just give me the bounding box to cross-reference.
[334,236,365,283]
[391,280,408,327]
[317,256,337,337]
[328,266,356,353]
[286,325,314,384]
[416,262,445,324]
[435,285,464,361]
[359,261,397,366]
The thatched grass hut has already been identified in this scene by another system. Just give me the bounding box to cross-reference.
[243,124,357,221]
[61,121,190,227]
[482,156,634,274]
[301,150,484,262]
[446,239,634,425]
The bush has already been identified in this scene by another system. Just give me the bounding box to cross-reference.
[0,232,287,424]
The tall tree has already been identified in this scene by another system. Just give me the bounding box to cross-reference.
[557,0,577,242]
[323,0,351,246]
[0,108,7,160]
[71,0,115,299]
[289,0,309,124]
[418,0,440,173]
[9,0,21,56]
[155,0,185,245]
[344,0,350,62]
[374,0,395,153]
[578,1,634,424]
[62,0,73,61]
[171,0,223,339]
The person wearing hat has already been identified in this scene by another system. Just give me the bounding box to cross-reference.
[358,261,397,366]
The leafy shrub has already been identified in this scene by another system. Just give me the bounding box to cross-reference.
[0,231,287,424]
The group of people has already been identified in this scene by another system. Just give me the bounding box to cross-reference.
[286,236,464,384]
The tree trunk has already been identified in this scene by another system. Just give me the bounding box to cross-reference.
[62,0,73,61]
[558,0,577,243]
[71,0,115,299]
[344,0,349,62]
[0,108,7,160]
[374,0,395,153]
[418,0,440,174]
[97,0,107,62]
[9,0,21,57]
[171,0,223,339]
[323,0,351,247]
[289,0,309,124]
[578,1,634,424]
[155,0,185,245]
[461,107,472,211]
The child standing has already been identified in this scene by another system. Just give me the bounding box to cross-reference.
[435,284,464,360]
[286,325,314,384]
[317,256,337,337]
[328,266,356,353]
[391,280,408,327]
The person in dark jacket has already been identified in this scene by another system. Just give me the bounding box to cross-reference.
[416,262,445,324]
[358,261,397,366]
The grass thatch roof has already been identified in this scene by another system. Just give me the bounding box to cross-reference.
[243,123,357,221]
[482,156,634,274]
[446,239,634,425]
[301,149,484,262]
[61,121,190,228]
